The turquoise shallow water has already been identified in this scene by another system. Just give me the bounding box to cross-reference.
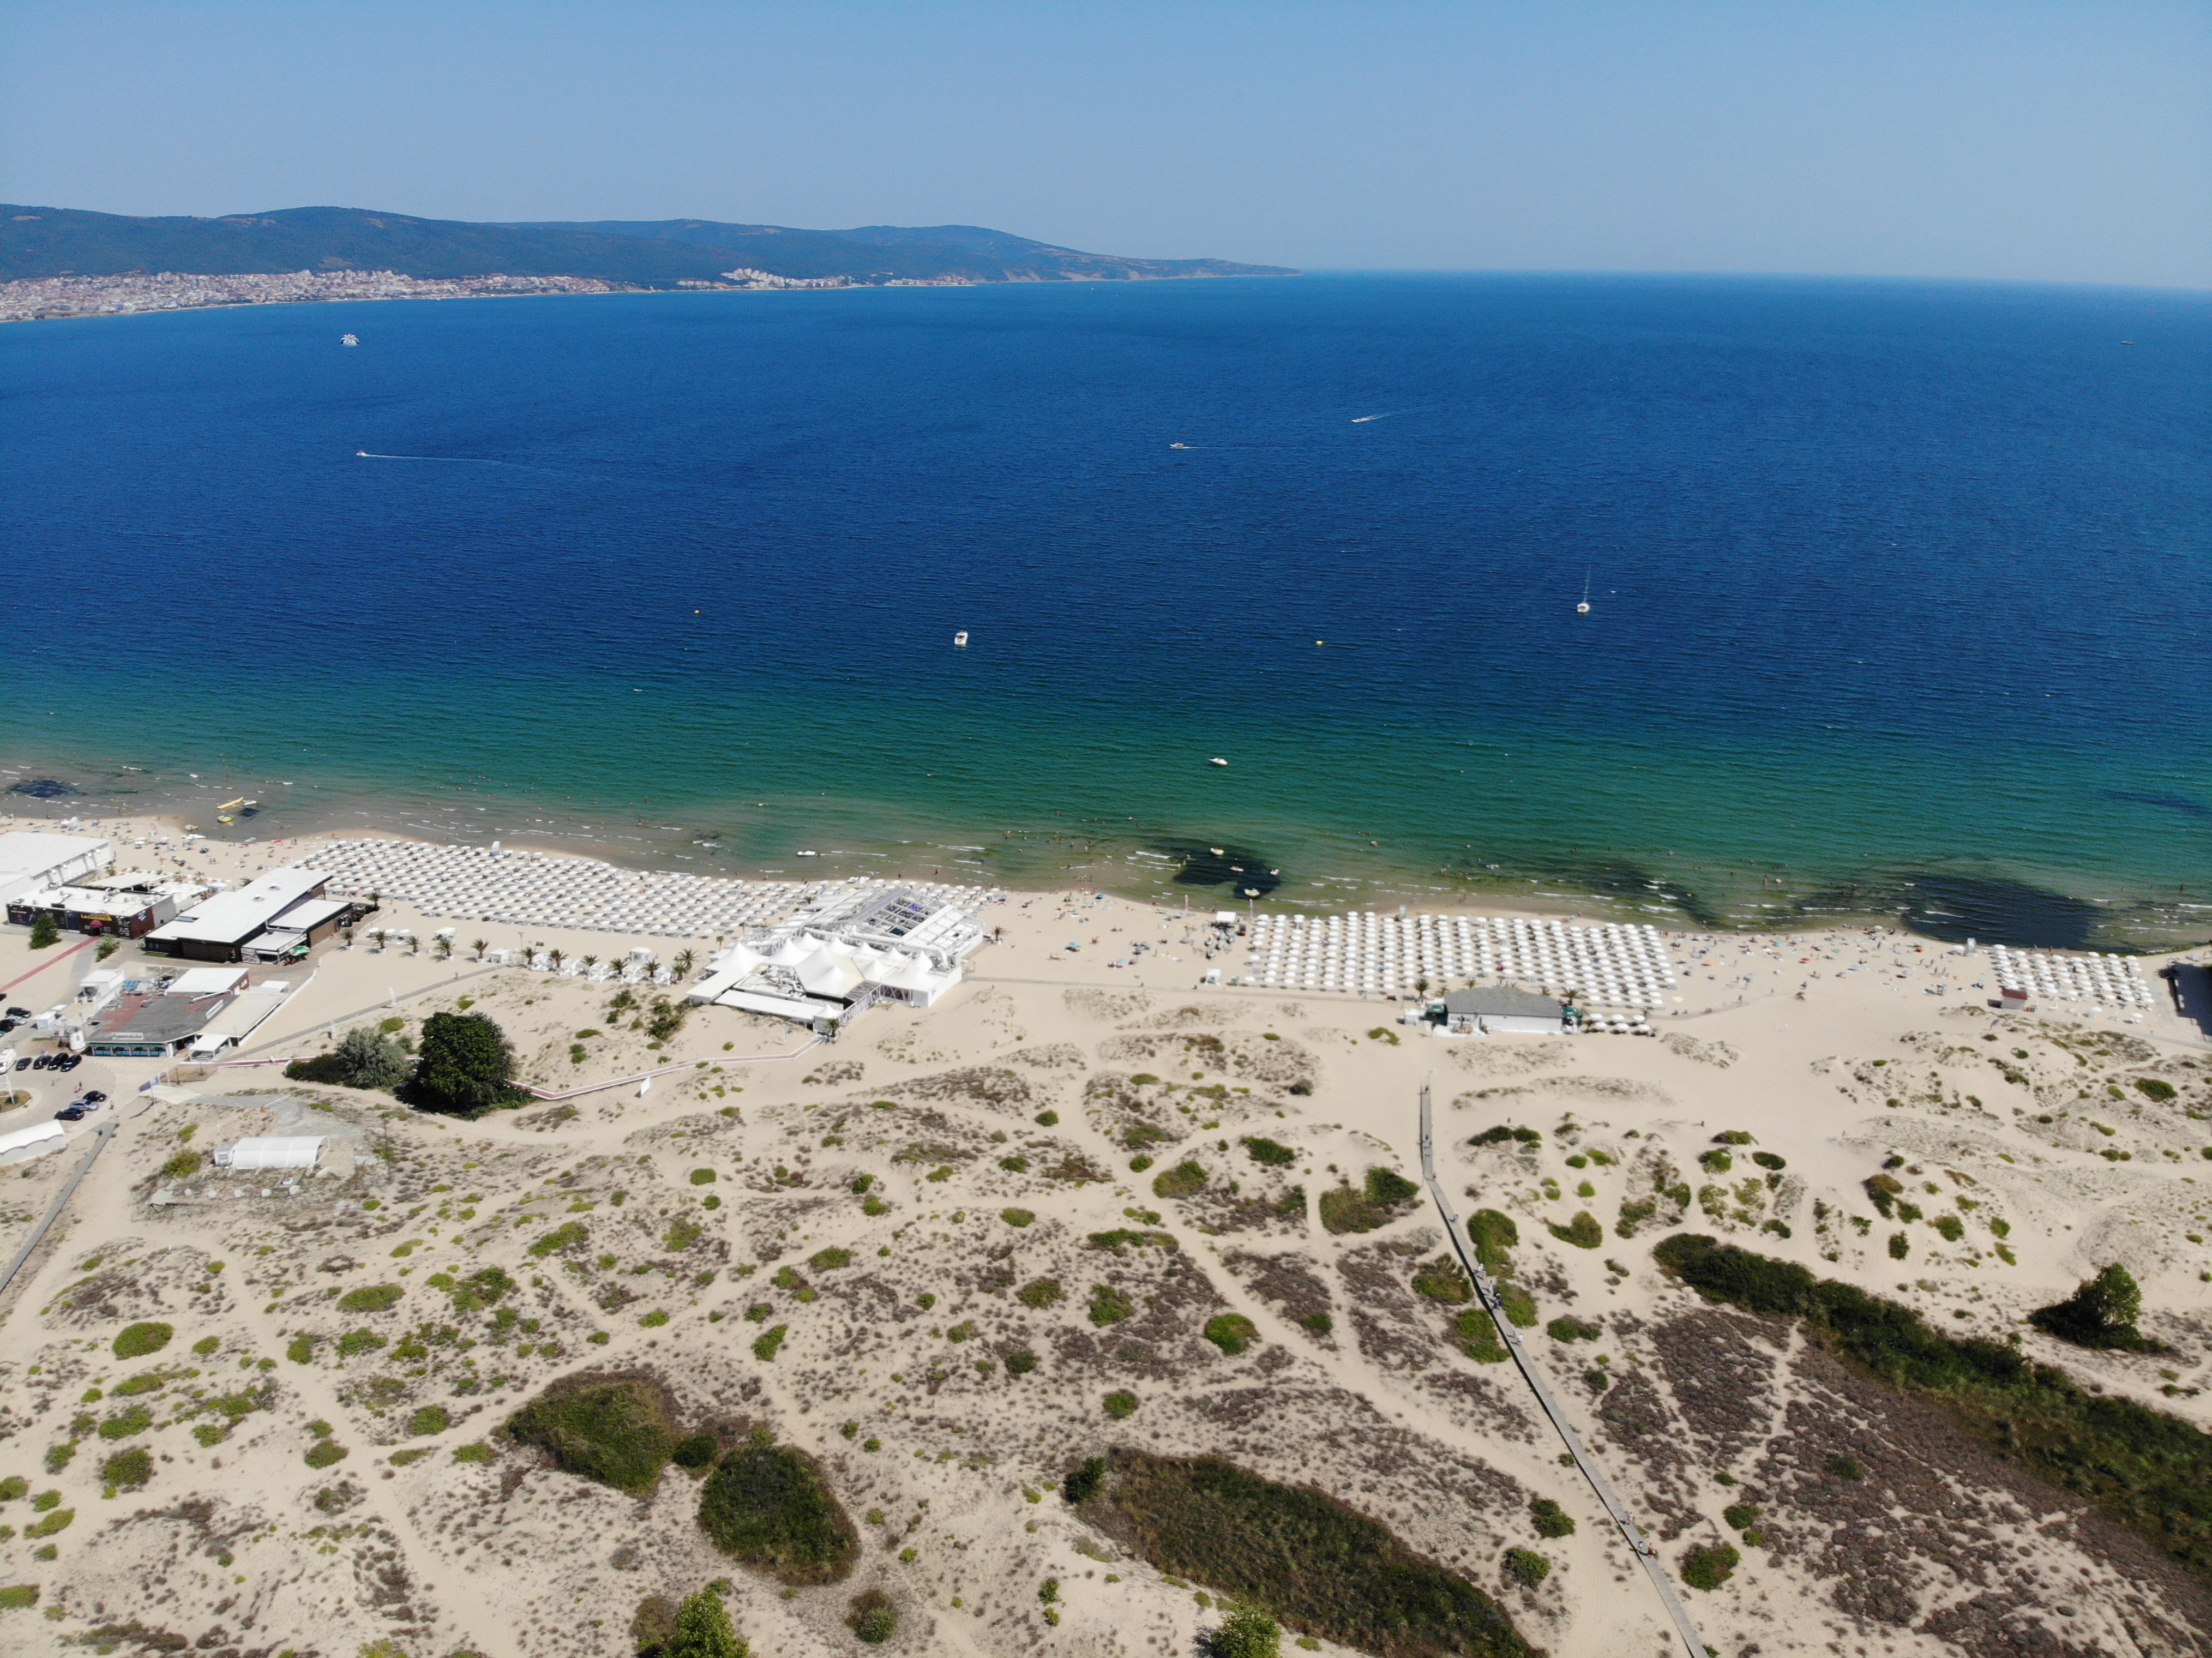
[3,273,2208,947]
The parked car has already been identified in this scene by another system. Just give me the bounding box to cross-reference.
[81,1090,107,1103]
[4,1006,29,1018]
[31,1054,53,1071]
[55,1104,88,1121]
[58,1054,81,1071]
[11,1056,29,1072]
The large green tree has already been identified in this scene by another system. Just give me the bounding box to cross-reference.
[407,1011,518,1115]
[666,1588,748,1658]
[2031,1263,2159,1350]
[287,1024,412,1090]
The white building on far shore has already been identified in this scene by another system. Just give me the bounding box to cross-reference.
[687,884,988,1032]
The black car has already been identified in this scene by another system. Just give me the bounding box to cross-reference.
[81,1090,107,1103]
[11,1056,28,1072]
[31,1054,53,1071]
[4,1006,28,1018]
[55,1104,88,1121]
[58,1054,81,1071]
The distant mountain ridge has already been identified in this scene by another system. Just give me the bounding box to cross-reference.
[502,218,1285,283]
[0,204,1294,286]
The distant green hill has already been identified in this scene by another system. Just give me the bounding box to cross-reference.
[508,218,1295,282]
[0,204,1294,286]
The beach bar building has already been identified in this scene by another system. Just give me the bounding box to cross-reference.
[688,883,987,1032]
[8,874,205,938]
[1436,987,1567,1036]
[144,866,333,962]
[84,966,253,1058]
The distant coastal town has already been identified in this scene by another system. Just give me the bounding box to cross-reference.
[0,265,983,325]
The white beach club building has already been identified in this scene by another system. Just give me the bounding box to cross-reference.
[0,831,111,906]
[688,883,988,1031]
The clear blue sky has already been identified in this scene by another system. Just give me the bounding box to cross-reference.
[3,1,2205,286]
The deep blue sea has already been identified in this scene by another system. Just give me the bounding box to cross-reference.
[4,273,2208,947]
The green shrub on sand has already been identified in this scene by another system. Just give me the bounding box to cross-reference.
[1318,1168,1421,1235]
[1099,1451,1533,1657]
[1679,1543,1739,1591]
[112,1322,173,1360]
[1203,1314,1259,1356]
[696,1434,858,1584]
[504,1373,676,1494]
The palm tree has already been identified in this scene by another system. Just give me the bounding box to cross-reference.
[547,947,566,972]
[580,954,599,975]
[471,938,488,961]
[369,929,387,952]
[341,927,355,950]
[673,948,695,977]
[435,936,453,961]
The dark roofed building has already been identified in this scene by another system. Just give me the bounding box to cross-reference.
[1438,987,1565,1035]
[86,989,238,1058]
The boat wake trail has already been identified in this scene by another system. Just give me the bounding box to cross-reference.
[355,451,508,462]
[1350,410,1414,423]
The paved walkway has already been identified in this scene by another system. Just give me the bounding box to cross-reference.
[1417,1082,1709,1658]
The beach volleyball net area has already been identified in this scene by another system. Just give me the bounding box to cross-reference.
[1243,912,1679,1007]
[309,838,1002,941]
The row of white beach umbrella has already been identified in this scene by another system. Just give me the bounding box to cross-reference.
[1243,914,1679,1006]
[1989,945,2154,1008]
[308,838,1000,939]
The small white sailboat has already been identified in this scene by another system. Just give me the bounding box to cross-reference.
[953,631,969,648]
[1576,574,1591,615]
[1208,758,1229,767]
[341,334,358,346]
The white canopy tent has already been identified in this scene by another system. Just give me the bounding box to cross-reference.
[216,1136,325,1172]
[0,1120,67,1164]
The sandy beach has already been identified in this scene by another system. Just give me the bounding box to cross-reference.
[2,810,2208,1657]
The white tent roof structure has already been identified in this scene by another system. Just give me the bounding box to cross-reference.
[794,944,866,998]
[0,1120,67,1162]
[218,1136,324,1171]
[686,881,986,1027]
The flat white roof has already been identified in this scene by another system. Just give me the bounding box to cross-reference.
[26,884,165,915]
[148,866,330,947]
[263,897,349,932]
[193,985,290,1044]
[0,831,107,880]
[166,966,249,998]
